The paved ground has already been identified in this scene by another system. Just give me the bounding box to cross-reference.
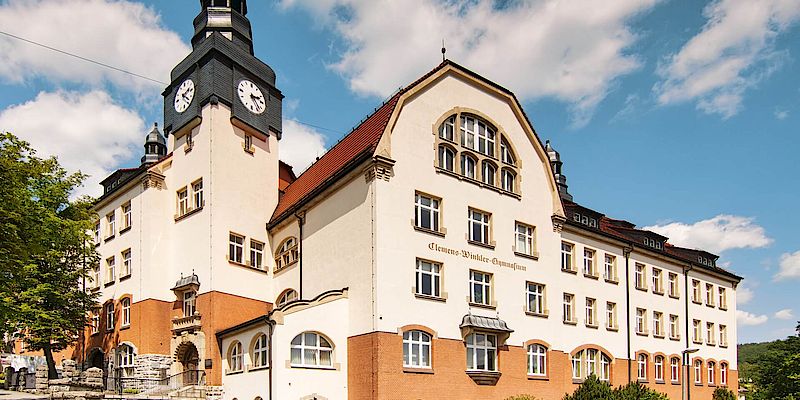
[0,390,47,400]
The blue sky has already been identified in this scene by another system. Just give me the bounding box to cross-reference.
[0,0,798,343]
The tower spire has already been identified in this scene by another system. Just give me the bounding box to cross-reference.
[141,123,166,165]
[545,140,572,201]
[193,0,253,54]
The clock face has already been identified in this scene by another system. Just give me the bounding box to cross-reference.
[237,80,266,114]
[174,79,195,113]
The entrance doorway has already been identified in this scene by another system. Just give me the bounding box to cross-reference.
[88,348,105,370]
[176,342,200,386]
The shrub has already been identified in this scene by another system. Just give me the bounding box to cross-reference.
[563,375,615,400]
[505,395,538,400]
[614,382,669,400]
[712,387,736,400]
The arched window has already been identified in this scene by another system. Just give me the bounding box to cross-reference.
[106,303,114,329]
[460,115,495,156]
[121,298,131,327]
[571,348,611,381]
[465,333,496,372]
[228,341,243,372]
[439,115,455,142]
[461,154,476,179]
[291,332,333,367]
[670,357,680,383]
[481,161,496,186]
[654,355,664,382]
[501,169,515,193]
[438,145,455,172]
[600,353,611,381]
[274,237,298,271]
[527,344,546,376]
[276,289,298,307]
[637,354,648,381]
[720,362,728,385]
[694,360,703,384]
[252,334,268,368]
[402,330,431,368]
[500,138,516,165]
[707,361,715,385]
[117,344,135,368]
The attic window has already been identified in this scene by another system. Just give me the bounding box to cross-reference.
[572,213,598,228]
[697,256,714,267]
[643,238,663,250]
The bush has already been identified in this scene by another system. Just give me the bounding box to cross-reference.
[614,382,669,400]
[563,375,614,400]
[505,396,538,400]
[712,387,736,400]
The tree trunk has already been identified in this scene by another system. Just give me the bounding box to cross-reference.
[43,342,58,379]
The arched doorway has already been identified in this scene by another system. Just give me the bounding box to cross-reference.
[88,348,105,370]
[175,342,200,386]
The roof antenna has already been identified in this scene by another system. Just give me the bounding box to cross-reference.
[441,39,447,62]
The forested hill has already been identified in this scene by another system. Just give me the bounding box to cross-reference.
[737,335,800,399]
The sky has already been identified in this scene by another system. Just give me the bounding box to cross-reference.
[0,0,798,344]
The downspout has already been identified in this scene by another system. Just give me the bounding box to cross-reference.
[684,264,693,400]
[623,245,633,383]
[295,212,305,299]
[266,316,276,400]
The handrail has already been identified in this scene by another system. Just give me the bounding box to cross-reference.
[106,369,206,395]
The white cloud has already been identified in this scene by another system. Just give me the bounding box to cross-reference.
[774,308,794,320]
[774,109,789,120]
[280,119,328,174]
[0,0,190,97]
[644,215,772,254]
[737,285,754,305]
[775,250,800,280]
[737,310,768,326]
[654,0,800,118]
[0,91,146,197]
[280,0,660,128]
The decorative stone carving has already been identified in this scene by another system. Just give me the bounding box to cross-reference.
[141,171,166,190]
[552,214,566,233]
[364,155,396,183]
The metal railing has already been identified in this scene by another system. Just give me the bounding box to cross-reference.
[105,369,206,395]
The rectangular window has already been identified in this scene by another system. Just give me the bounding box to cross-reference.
[561,242,574,272]
[229,233,244,264]
[244,134,253,151]
[106,212,116,238]
[192,179,204,209]
[652,268,663,293]
[671,358,680,383]
[636,308,647,334]
[583,249,596,277]
[106,303,114,330]
[669,315,680,339]
[635,263,646,290]
[468,209,491,245]
[606,302,617,329]
[416,259,441,298]
[122,203,132,229]
[668,273,679,297]
[526,282,545,315]
[515,222,535,256]
[718,287,727,309]
[250,240,264,269]
[94,221,101,243]
[694,361,702,384]
[653,311,663,337]
[183,291,196,317]
[563,293,575,323]
[121,299,130,327]
[693,320,702,343]
[692,279,701,303]
[707,322,715,345]
[105,256,115,284]
[706,283,715,306]
[469,270,492,306]
[121,249,131,277]
[91,312,99,334]
[414,193,440,232]
[90,264,100,289]
[720,325,728,347]
[466,333,497,372]
[585,298,596,326]
[177,188,189,216]
[604,254,616,281]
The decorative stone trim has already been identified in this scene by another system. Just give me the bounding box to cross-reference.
[364,155,396,182]
[141,171,166,190]
[551,214,566,233]
[466,370,501,385]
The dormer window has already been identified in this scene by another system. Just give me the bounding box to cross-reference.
[572,212,598,228]
[643,237,663,249]
[697,256,715,267]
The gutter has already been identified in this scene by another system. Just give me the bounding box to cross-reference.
[295,212,305,299]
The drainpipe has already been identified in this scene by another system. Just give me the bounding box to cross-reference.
[623,245,633,383]
[684,264,693,400]
[266,316,276,400]
[295,212,305,299]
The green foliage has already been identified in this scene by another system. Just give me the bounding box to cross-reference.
[749,336,800,400]
[613,381,669,400]
[505,395,537,400]
[562,376,668,400]
[0,132,99,377]
[713,387,737,400]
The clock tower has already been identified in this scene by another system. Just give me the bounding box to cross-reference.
[163,0,283,139]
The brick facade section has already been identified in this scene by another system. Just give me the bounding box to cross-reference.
[348,332,737,400]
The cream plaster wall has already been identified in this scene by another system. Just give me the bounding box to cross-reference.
[220,326,271,400]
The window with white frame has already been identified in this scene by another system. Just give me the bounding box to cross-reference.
[653,311,663,336]
[439,115,455,141]
[106,212,116,238]
[500,138,516,165]
[604,254,616,281]
[106,303,114,330]
[583,249,595,276]
[291,332,333,367]
[693,320,702,343]
[721,362,728,385]
[707,361,715,385]
[501,169,515,192]
[106,257,116,284]
[229,233,244,264]
[636,308,647,334]
[586,349,598,377]
[706,283,715,306]
[117,344,135,368]
[468,209,490,245]
[94,221,101,243]
[706,322,715,345]
[250,240,264,269]
[652,268,663,293]
[192,179,204,209]
[571,353,582,379]
[469,270,492,306]
[461,154,476,179]
[177,188,189,217]
[122,203,132,230]
[572,349,611,381]
[561,242,574,272]
[515,222,535,256]
[585,298,596,327]
[527,344,546,376]
[670,357,680,383]
[91,311,99,334]
[694,360,702,384]
[414,193,440,232]
[606,302,617,329]
[668,272,679,297]
[244,134,253,151]
[121,298,130,327]
[635,263,646,289]
[465,333,496,372]
[403,330,431,368]
[718,287,727,309]
[670,315,680,339]
[253,334,268,368]
[654,356,664,382]
[481,161,496,186]
[274,237,298,270]
[526,282,545,315]
[228,341,243,372]
[90,264,100,289]
[438,145,455,172]
[720,325,728,347]
[121,249,131,277]
[183,291,196,317]
[460,115,495,157]
[637,354,648,381]
[563,293,575,323]
[416,259,441,298]
[692,279,701,302]
[276,289,298,307]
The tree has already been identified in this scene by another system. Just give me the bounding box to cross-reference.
[796,320,799,337]
[750,336,800,400]
[562,375,615,400]
[613,381,669,400]
[0,133,98,378]
[712,387,736,400]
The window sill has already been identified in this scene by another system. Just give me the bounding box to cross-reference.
[636,331,649,337]
[229,260,269,275]
[692,340,704,345]
[561,268,577,275]
[289,365,336,371]
[638,379,649,384]
[671,381,681,386]
[694,382,704,387]
[604,278,619,284]
[174,206,203,222]
[606,326,619,332]
[403,367,433,374]
[415,293,446,303]
[469,302,496,310]
[720,343,728,348]
[514,251,539,261]
[104,235,115,243]
[525,311,548,318]
[669,336,681,341]
[655,380,665,385]
[635,286,648,292]
[706,342,716,347]
[669,294,680,300]
[654,333,665,339]
[467,240,495,250]
[527,375,548,381]
[120,325,130,331]
[653,290,665,296]
[119,226,131,235]
[249,366,270,372]
[692,300,703,305]
[184,143,193,153]
[563,320,577,326]
[243,145,255,155]
[719,306,728,311]
[90,286,100,292]
[104,281,115,288]
[583,273,599,280]
[466,370,501,386]
[706,303,716,308]
[585,323,599,329]
[274,261,298,275]
[119,274,131,282]
[226,370,244,376]
[414,226,445,237]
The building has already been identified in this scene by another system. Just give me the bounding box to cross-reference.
[16,1,741,399]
